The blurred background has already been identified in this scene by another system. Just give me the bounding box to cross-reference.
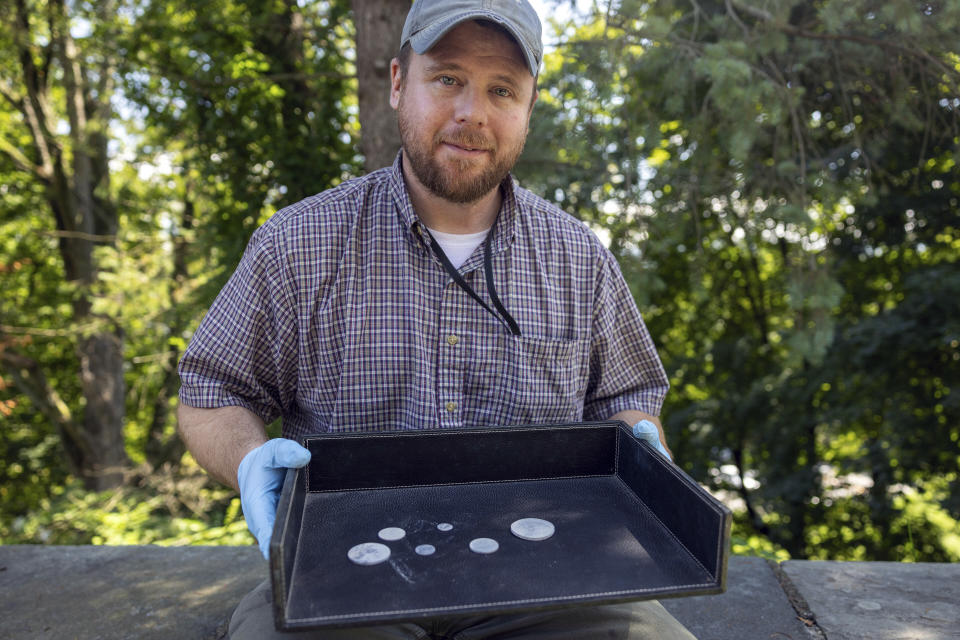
[1,0,957,563]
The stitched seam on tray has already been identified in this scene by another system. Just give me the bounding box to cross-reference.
[307,425,603,443]
[614,424,620,472]
[293,583,717,622]
[309,473,612,493]
[305,425,618,493]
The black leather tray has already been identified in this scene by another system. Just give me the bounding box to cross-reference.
[270,421,731,630]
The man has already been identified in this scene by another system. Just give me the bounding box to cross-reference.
[178,0,692,637]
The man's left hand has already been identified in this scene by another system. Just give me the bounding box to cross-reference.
[632,419,672,461]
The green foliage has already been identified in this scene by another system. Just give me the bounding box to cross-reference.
[730,519,791,562]
[121,0,360,295]
[0,161,78,514]
[2,0,958,561]
[1,462,253,547]
[518,0,960,561]
[1,0,356,543]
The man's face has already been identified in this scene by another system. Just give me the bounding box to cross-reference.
[390,21,538,204]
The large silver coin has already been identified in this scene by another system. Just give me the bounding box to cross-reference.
[510,518,556,541]
[347,542,391,565]
[415,544,436,556]
[469,537,499,554]
[378,527,406,541]
[436,522,453,532]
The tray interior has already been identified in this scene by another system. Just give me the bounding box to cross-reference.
[271,422,730,630]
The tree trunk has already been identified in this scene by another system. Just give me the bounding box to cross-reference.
[352,0,407,173]
[78,332,128,489]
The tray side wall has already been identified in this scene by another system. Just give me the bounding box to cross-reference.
[615,429,731,586]
[271,466,305,630]
[305,425,617,491]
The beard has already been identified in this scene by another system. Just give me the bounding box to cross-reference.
[397,94,528,204]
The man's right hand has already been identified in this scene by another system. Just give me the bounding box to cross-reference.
[237,438,312,559]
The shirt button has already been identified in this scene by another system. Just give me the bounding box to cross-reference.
[446,334,459,346]
[445,401,457,413]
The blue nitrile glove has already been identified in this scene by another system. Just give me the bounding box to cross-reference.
[632,419,672,461]
[237,438,312,559]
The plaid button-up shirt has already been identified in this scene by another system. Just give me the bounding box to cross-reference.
[178,155,668,440]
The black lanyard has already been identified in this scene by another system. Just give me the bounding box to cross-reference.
[421,224,522,337]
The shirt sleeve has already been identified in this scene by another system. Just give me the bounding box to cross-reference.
[582,246,669,421]
[177,224,299,424]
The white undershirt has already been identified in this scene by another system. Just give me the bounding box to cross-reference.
[426,227,490,269]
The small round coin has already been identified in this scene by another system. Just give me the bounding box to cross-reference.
[347,542,391,566]
[415,544,436,556]
[378,527,406,541]
[436,523,453,532]
[510,518,556,542]
[469,537,499,554]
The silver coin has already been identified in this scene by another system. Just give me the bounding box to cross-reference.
[415,544,436,556]
[347,542,391,566]
[378,527,406,541]
[469,537,499,554]
[510,518,556,541]
[436,522,453,532]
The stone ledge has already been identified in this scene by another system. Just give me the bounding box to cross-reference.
[780,560,959,640]
[0,546,265,640]
[0,546,957,639]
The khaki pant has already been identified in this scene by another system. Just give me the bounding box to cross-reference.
[229,579,697,639]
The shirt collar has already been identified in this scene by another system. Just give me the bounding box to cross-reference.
[389,152,420,233]
[389,151,520,255]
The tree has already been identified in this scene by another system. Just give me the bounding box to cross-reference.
[0,0,129,489]
[1,0,363,542]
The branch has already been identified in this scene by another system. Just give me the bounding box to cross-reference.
[724,0,751,39]
[91,0,118,121]
[51,0,88,140]
[730,445,776,542]
[38,229,116,242]
[13,0,56,177]
[0,322,97,337]
[761,58,807,195]
[688,0,703,41]
[729,0,773,22]
[0,80,20,109]
[0,136,44,178]
[140,61,354,92]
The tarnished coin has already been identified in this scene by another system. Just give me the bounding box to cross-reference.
[415,544,436,556]
[469,537,499,554]
[510,518,556,541]
[436,523,453,532]
[378,527,406,541]
[347,542,391,566]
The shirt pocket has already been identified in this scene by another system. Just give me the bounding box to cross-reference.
[503,335,588,424]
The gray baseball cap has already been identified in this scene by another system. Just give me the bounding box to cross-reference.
[400,0,543,76]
